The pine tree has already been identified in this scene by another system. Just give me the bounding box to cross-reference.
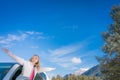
[51,75,100,80]
[98,4,120,80]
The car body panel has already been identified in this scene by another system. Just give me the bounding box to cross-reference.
[3,64,20,80]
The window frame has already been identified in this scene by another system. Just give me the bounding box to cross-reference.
[10,65,23,80]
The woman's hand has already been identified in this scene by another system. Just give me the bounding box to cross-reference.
[1,48,10,53]
[1,47,25,65]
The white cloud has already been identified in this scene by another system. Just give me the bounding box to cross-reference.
[0,40,9,44]
[47,42,89,68]
[71,57,81,64]
[26,31,46,40]
[39,37,95,71]
[26,31,34,35]
[0,34,27,45]
[7,34,27,41]
[0,31,46,47]
[26,31,43,35]
[48,43,83,57]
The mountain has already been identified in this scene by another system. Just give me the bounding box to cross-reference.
[64,65,101,79]
[82,65,101,77]
[73,68,89,75]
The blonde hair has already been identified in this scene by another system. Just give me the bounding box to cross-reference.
[29,55,40,71]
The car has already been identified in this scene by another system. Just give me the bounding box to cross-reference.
[0,63,49,80]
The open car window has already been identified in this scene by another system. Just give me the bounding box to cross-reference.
[0,63,15,80]
[11,65,23,80]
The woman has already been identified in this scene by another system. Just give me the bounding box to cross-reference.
[1,48,40,80]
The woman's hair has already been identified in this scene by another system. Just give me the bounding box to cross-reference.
[29,55,40,71]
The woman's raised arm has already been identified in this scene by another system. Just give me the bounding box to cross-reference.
[1,48,25,65]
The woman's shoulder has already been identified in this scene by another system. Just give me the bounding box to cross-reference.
[23,61,33,65]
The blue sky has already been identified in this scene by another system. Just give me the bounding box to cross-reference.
[0,0,120,77]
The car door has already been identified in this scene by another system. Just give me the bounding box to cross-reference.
[11,68,49,80]
[1,63,49,80]
[0,63,15,80]
[11,65,22,80]
[3,63,21,80]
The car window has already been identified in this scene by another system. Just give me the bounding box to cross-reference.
[0,63,14,80]
[11,65,23,80]
[34,72,47,80]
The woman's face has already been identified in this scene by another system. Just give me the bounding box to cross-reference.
[31,55,39,64]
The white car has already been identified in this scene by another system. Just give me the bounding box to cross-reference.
[0,63,49,80]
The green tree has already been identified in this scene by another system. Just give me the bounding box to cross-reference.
[51,76,56,80]
[51,74,100,80]
[56,75,63,80]
[98,4,120,80]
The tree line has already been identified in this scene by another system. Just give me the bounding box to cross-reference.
[51,74,100,80]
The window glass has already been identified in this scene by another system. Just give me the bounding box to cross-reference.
[34,72,47,80]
